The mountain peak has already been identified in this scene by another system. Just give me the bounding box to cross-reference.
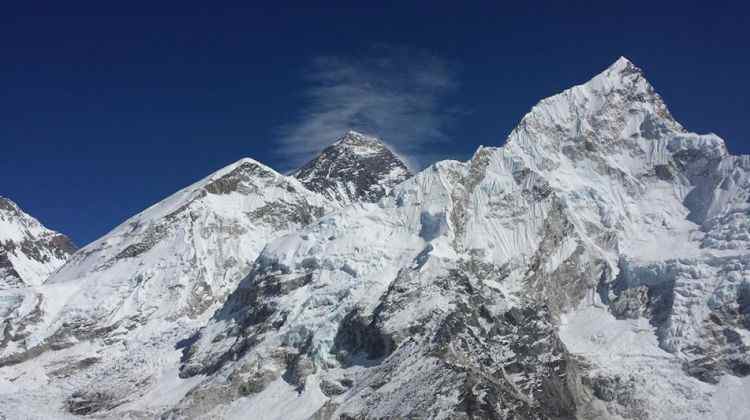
[586,55,649,90]
[601,55,646,81]
[205,157,277,185]
[338,130,372,142]
[293,131,412,204]
[507,55,682,159]
[0,196,76,288]
[609,55,636,71]
[115,156,301,228]
[331,130,389,154]
[0,196,20,214]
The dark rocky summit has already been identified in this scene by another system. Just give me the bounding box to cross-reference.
[293,131,412,204]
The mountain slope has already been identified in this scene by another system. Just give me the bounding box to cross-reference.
[0,197,76,289]
[293,131,412,204]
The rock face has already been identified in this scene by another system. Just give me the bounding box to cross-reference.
[2,57,750,420]
[0,197,75,289]
[293,131,412,204]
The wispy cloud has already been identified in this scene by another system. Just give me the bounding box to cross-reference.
[275,46,459,171]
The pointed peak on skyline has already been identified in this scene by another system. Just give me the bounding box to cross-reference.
[293,130,411,204]
[584,55,646,87]
[333,130,386,147]
[611,55,636,69]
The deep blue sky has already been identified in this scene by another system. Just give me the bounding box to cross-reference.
[2,2,748,245]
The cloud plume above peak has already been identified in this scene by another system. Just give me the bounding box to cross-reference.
[275,47,459,171]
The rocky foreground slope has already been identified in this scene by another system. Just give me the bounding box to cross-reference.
[1,58,749,420]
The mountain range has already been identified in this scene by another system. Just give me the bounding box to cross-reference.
[1,57,748,420]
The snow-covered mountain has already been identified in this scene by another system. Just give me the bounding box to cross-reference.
[175,58,750,419]
[0,197,76,289]
[1,57,749,420]
[0,158,338,415]
[0,139,411,418]
[293,131,412,204]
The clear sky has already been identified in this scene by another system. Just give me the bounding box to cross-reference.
[2,1,748,245]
